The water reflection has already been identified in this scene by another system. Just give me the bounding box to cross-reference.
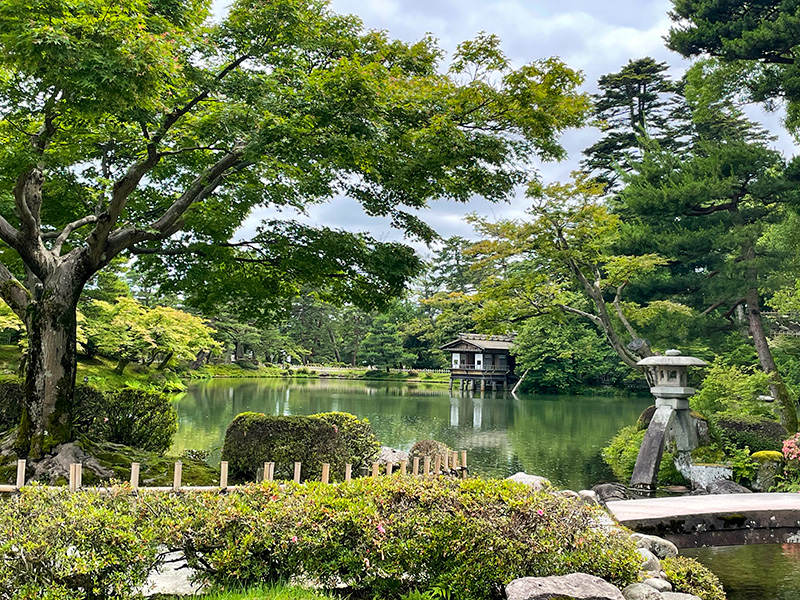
[171,378,651,490]
[683,544,800,600]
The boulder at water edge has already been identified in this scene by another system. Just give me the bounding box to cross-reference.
[505,574,624,600]
[705,479,752,494]
[506,472,551,491]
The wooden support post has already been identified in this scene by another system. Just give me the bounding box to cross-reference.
[15,459,25,489]
[452,451,458,468]
[294,462,302,483]
[266,462,275,482]
[321,463,330,484]
[345,464,352,482]
[371,462,380,478]
[386,462,393,476]
[400,460,408,476]
[434,455,441,476]
[412,457,420,476]
[130,462,140,490]
[461,450,467,469]
[481,379,485,392]
[69,463,79,492]
[173,462,182,492]
[423,456,431,476]
[220,461,229,490]
[443,452,449,470]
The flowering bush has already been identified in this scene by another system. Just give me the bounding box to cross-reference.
[778,433,800,491]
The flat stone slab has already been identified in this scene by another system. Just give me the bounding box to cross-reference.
[607,493,800,547]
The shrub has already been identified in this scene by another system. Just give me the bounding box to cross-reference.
[91,388,177,454]
[777,433,800,492]
[0,381,177,455]
[661,556,725,600]
[167,477,641,599]
[409,439,450,460]
[715,414,788,453]
[689,361,774,419]
[601,426,686,485]
[221,413,348,482]
[0,485,161,599]
[310,412,380,472]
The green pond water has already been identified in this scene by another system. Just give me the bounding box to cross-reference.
[171,377,651,490]
[683,544,800,600]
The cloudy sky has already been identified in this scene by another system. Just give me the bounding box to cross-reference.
[223,0,795,252]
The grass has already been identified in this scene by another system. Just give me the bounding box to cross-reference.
[0,345,451,388]
[154,582,338,600]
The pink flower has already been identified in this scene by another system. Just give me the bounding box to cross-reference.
[537,509,544,516]
[291,536,298,543]
[377,523,386,535]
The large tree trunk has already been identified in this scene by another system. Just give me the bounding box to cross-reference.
[17,281,81,459]
[746,287,798,434]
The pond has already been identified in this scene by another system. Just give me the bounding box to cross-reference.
[683,544,800,600]
[171,377,650,490]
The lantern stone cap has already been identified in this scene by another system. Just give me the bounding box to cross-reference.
[636,350,707,368]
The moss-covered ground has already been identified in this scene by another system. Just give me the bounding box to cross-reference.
[153,583,336,600]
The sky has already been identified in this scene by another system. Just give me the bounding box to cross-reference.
[220,0,797,253]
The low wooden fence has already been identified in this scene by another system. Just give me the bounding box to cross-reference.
[0,451,469,494]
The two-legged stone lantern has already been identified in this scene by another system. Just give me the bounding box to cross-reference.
[630,349,707,491]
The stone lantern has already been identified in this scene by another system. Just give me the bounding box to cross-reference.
[630,350,708,491]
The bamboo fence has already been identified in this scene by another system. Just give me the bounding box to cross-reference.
[0,450,469,494]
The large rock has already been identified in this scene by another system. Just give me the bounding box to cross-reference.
[705,479,752,494]
[621,583,662,600]
[30,442,113,484]
[637,548,661,572]
[506,574,624,600]
[379,446,408,464]
[507,472,551,491]
[631,533,678,559]
[592,482,629,502]
[661,593,701,600]
[642,578,672,592]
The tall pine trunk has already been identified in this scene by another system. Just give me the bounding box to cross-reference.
[17,281,81,458]
[746,287,798,434]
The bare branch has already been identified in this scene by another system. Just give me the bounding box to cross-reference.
[51,215,99,255]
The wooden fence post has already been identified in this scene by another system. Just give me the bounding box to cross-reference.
[15,459,25,490]
[173,462,182,492]
[345,464,352,483]
[69,463,81,492]
[400,460,408,476]
[321,463,330,484]
[293,461,301,483]
[130,462,140,490]
[434,455,441,476]
[371,462,380,478]
[443,452,449,471]
[412,457,420,476]
[423,456,430,477]
[266,462,275,482]
[386,462,393,476]
[220,461,228,490]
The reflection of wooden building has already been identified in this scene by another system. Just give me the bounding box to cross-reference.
[440,334,517,392]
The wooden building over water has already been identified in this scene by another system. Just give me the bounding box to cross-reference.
[440,333,517,392]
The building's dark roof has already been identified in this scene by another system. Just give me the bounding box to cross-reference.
[440,333,514,352]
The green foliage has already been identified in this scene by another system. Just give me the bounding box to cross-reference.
[0,485,161,600]
[161,477,641,598]
[601,425,687,485]
[360,314,416,370]
[689,361,774,419]
[660,556,726,600]
[0,376,21,431]
[221,412,348,482]
[309,412,380,472]
[715,414,788,453]
[90,388,178,454]
[512,315,629,391]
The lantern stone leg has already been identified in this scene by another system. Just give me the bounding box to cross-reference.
[630,350,707,491]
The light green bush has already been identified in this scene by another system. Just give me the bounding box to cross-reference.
[661,556,725,600]
[601,426,686,485]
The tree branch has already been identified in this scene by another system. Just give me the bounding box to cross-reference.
[50,215,99,255]
[0,263,30,320]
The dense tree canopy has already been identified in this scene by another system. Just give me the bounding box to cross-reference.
[0,0,589,457]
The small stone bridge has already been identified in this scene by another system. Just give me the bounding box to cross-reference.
[606,493,800,548]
